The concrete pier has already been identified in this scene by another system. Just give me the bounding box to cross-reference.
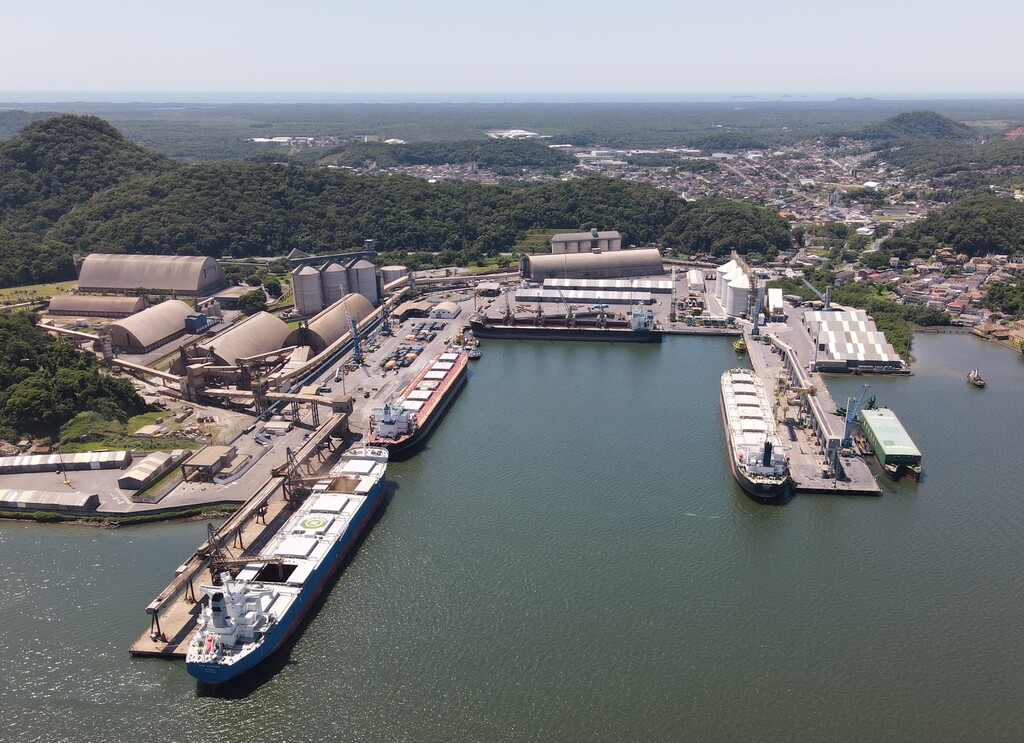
[743,327,882,496]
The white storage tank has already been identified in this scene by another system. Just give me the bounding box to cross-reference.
[720,265,744,302]
[292,265,324,316]
[725,273,750,317]
[320,262,348,308]
[380,265,408,286]
[714,259,737,300]
[347,259,379,306]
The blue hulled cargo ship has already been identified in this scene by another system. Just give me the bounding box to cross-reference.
[186,447,388,684]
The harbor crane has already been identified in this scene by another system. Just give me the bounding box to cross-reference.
[841,383,871,448]
[750,282,766,337]
[801,278,833,311]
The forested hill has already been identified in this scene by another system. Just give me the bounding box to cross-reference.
[860,111,976,143]
[881,195,1024,259]
[0,115,169,285]
[0,115,792,287]
[0,115,168,229]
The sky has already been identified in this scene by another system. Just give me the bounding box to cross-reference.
[1,0,1021,101]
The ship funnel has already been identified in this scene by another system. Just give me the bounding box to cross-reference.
[210,592,228,628]
[762,440,773,467]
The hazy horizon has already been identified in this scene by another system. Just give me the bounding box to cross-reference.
[2,91,1023,106]
[4,0,1022,101]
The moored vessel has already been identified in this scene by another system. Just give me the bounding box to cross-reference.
[469,302,662,343]
[732,337,747,353]
[368,350,469,456]
[720,368,790,500]
[856,407,922,481]
[186,446,389,685]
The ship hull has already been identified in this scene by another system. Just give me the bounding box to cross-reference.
[719,376,788,502]
[369,353,469,458]
[469,319,662,343]
[374,370,467,458]
[186,476,386,685]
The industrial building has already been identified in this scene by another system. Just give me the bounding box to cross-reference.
[47,294,148,318]
[0,489,99,512]
[105,300,195,353]
[803,308,905,372]
[550,229,622,254]
[0,450,131,474]
[77,254,226,296]
[181,446,237,482]
[543,277,673,294]
[292,258,380,316]
[285,293,374,355]
[430,301,461,319]
[515,288,654,306]
[194,311,292,366]
[520,248,662,280]
[117,450,188,491]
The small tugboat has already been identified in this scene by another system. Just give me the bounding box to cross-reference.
[967,369,986,388]
[732,337,747,354]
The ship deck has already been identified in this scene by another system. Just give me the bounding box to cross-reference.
[742,330,882,496]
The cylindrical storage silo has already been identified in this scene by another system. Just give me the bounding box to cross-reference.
[381,265,408,286]
[721,266,744,302]
[725,274,750,317]
[715,260,736,300]
[347,259,379,306]
[292,265,324,316]
[320,262,348,308]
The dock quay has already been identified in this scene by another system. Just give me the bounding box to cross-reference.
[130,413,351,658]
[743,329,882,496]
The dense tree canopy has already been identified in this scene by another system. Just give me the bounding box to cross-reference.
[0,311,148,439]
[881,195,1024,260]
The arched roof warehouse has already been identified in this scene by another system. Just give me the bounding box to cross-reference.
[78,254,227,296]
[196,311,291,366]
[47,294,147,318]
[285,293,374,354]
[520,248,663,280]
[106,300,194,353]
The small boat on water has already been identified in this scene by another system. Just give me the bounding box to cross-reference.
[732,337,747,353]
[967,369,985,388]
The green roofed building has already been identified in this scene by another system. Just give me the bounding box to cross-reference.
[857,408,922,480]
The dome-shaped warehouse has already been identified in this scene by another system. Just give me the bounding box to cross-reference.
[520,248,662,281]
[106,299,194,353]
[48,294,147,318]
[195,311,291,366]
[78,254,226,296]
[285,293,374,355]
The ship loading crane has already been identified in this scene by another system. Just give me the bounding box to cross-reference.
[841,383,871,448]
[801,278,833,311]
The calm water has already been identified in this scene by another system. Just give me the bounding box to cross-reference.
[1,332,1022,742]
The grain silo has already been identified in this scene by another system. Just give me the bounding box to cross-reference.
[347,259,379,306]
[380,265,408,286]
[725,273,750,317]
[714,260,737,300]
[320,262,349,308]
[292,265,324,316]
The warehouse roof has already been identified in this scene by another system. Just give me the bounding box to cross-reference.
[858,408,921,458]
[107,300,193,350]
[78,254,226,295]
[48,294,147,316]
[551,230,621,242]
[521,248,662,279]
[286,293,374,354]
[197,311,291,365]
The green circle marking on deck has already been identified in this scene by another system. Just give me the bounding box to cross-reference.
[301,516,328,530]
